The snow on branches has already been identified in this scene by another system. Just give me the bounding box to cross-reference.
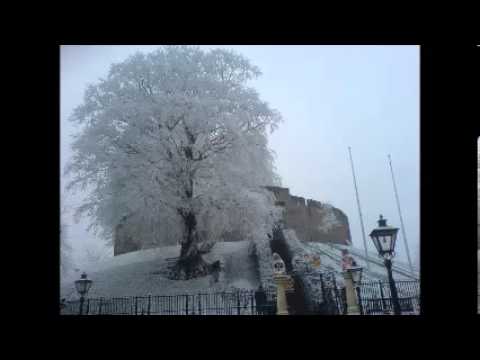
[66,46,282,272]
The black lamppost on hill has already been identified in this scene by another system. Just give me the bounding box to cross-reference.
[75,272,93,315]
[369,215,401,315]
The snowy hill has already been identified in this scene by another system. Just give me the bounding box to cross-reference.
[61,232,419,302]
[278,228,418,282]
[61,240,260,300]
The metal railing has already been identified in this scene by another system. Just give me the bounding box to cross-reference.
[313,279,420,315]
[356,280,420,315]
[60,280,420,315]
[61,289,277,315]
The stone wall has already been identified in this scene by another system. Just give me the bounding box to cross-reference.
[265,186,351,245]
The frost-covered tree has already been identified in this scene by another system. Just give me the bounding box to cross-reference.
[66,46,282,279]
[82,246,111,270]
[60,220,74,282]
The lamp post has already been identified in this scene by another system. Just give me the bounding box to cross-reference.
[74,272,93,315]
[369,215,401,315]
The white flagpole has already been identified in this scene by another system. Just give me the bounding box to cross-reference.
[348,147,370,273]
[388,154,415,274]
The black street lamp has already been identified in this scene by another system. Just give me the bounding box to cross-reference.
[74,272,93,315]
[369,215,401,315]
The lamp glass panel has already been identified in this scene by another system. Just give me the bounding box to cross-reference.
[371,234,380,253]
[75,280,86,295]
[351,268,362,284]
[381,235,393,253]
[75,279,92,296]
[391,232,397,251]
[85,280,92,293]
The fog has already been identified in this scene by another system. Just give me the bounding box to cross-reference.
[61,45,419,269]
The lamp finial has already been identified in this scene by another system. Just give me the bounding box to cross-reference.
[378,215,387,227]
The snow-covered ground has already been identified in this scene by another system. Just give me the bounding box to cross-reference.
[61,233,419,303]
[61,240,260,300]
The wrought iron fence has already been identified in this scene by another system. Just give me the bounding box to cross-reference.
[60,280,420,315]
[326,280,420,315]
[357,280,420,315]
[290,268,345,314]
[61,289,277,315]
[315,272,345,315]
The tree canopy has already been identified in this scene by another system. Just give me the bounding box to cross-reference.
[66,46,283,278]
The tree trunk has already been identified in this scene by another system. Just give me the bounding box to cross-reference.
[170,128,212,280]
[171,211,210,279]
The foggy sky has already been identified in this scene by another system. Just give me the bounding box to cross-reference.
[61,45,419,266]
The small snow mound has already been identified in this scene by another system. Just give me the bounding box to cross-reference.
[96,245,180,271]
[230,279,255,290]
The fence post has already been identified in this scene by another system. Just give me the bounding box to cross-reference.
[251,290,255,315]
[99,298,103,315]
[237,291,241,315]
[378,280,388,314]
[134,296,138,315]
[198,294,202,315]
[331,276,342,315]
[319,274,326,303]
[341,287,347,314]
[147,295,151,315]
[355,285,363,315]
[185,295,189,315]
